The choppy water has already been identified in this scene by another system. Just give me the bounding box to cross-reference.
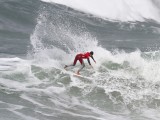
[0,0,160,120]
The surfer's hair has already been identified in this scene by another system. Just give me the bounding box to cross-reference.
[90,51,94,55]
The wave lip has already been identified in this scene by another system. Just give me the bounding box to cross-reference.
[41,0,160,22]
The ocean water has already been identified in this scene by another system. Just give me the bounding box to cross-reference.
[0,0,160,120]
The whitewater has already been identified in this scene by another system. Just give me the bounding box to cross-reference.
[0,0,160,120]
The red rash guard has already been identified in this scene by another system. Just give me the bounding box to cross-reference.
[73,52,91,65]
[80,52,90,59]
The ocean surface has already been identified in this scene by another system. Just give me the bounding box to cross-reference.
[0,0,160,120]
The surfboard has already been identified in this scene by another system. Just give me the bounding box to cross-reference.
[73,73,93,80]
[53,66,94,81]
[63,69,93,80]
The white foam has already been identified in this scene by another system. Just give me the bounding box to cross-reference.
[41,0,160,22]
[27,6,160,114]
[141,108,160,120]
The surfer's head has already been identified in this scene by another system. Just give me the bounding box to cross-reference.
[90,51,94,56]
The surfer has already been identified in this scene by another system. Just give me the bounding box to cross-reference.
[64,51,96,75]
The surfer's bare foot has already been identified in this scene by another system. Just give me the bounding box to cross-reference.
[76,71,80,75]
[64,65,68,69]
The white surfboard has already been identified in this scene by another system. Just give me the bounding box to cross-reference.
[62,68,93,80]
[73,73,93,80]
[53,66,94,81]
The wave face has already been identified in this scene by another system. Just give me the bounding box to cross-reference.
[41,0,160,22]
[0,0,160,120]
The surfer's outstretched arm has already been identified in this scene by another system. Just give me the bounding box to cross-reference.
[87,58,91,65]
[87,58,94,69]
[90,56,96,63]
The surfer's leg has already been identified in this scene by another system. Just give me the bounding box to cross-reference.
[77,59,85,75]
[64,55,78,69]
[64,62,75,68]
[73,55,79,66]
